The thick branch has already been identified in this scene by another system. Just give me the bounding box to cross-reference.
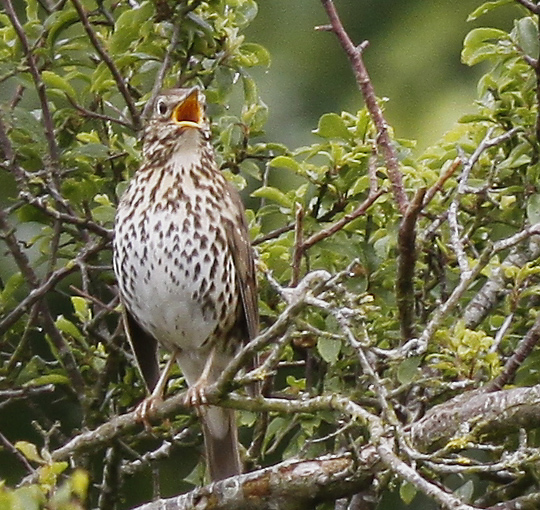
[410,385,540,452]
[396,187,426,340]
[130,455,372,510]
[485,492,540,510]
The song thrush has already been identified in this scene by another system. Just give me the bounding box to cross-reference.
[113,87,258,481]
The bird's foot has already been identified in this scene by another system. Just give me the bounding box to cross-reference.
[184,382,209,408]
[135,394,163,430]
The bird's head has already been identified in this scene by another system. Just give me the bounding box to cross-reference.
[154,87,205,128]
[143,87,210,155]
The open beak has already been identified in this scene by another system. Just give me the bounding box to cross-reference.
[172,89,203,129]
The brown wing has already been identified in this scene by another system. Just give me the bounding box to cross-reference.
[224,185,259,342]
[123,310,160,393]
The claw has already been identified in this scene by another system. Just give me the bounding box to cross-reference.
[185,383,209,408]
[134,394,163,430]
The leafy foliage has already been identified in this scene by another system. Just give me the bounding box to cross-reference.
[2,0,540,509]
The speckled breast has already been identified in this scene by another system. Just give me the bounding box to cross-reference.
[113,162,240,354]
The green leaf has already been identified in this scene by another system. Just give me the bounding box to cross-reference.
[1,272,24,305]
[109,2,154,54]
[251,186,293,208]
[455,480,475,502]
[527,194,540,225]
[26,0,39,21]
[41,70,76,98]
[467,0,513,21]
[314,113,352,140]
[240,159,261,180]
[24,374,71,386]
[72,296,91,322]
[268,155,301,172]
[349,175,371,196]
[15,441,43,464]
[242,102,268,132]
[514,17,539,59]
[94,194,113,206]
[71,143,110,159]
[234,0,258,27]
[397,357,421,385]
[71,470,90,500]
[317,336,341,364]
[285,375,306,390]
[236,42,271,67]
[38,462,69,487]
[461,27,510,66]
[92,204,116,224]
[399,481,417,505]
[90,62,115,94]
[55,315,83,341]
[44,8,78,48]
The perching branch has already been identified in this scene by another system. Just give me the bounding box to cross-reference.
[121,383,540,510]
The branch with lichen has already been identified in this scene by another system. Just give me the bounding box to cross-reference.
[34,267,540,510]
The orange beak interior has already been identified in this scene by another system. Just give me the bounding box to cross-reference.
[172,90,202,128]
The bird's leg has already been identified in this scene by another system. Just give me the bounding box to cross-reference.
[136,352,178,424]
[185,347,216,408]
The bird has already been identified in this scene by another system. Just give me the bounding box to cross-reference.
[113,86,259,481]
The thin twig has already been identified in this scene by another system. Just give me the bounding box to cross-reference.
[0,431,36,475]
[66,95,132,128]
[319,0,408,215]
[142,23,181,120]
[514,0,540,14]
[38,302,86,395]
[19,192,113,239]
[450,128,519,281]
[291,202,304,286]
[1,0,59,162]
[486,313,540,392]
[423,157,462,207]
[303,188,385,251]
[253,223,295,245]
[70,0,141,130]
[0,239,108,335]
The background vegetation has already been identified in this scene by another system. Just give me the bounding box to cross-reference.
[1,1,540,509]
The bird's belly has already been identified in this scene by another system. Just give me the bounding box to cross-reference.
[116,209,235,352]
[128,268,216,352]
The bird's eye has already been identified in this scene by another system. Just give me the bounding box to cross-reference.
[156,100,168,116]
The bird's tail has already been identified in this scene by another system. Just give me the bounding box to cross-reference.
[200,405,241,481]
